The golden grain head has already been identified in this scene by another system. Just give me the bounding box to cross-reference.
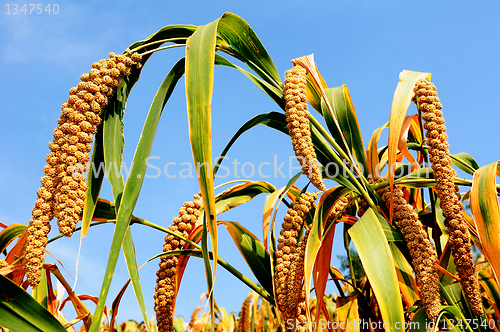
[24,52,140,287]
[414,79,483,317]
[373,179,441,320]
[284,65,325,191]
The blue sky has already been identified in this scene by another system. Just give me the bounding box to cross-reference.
[1,0,500,327]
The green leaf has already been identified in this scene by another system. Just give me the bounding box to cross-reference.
[394,168,435,188]
[223,221,273,296]
[470,161,500,284]
[185,18,220,329]
[213,112,287,177]
[128,25,197,63]
[321,86,367,176]
[214,55,283,108]
[437,305,473,332]
[217,13,281,88]
[103,77,129,206]
[92,199,117,221]
[81,121,105,237]
[89,58,186,332]
[389,242,419,309]
[0,274,67,332]
[451,152,480,176]
[173,317,185,332]
[374,209,404,242]
[409,307,432,332]
[32,271,50,310]
[443,282,473,317]
[214,181,275,214]
[348,208,405,330]
[0,224,26,254]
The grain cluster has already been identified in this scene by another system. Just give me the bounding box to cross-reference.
[284,66,325,191]
[24,52,141,287]
[154,193,202,332]
[374,177,441,319]
[414,79,483,316]
[274,192,316,329]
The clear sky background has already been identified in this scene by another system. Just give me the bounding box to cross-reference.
[1,0,499,327]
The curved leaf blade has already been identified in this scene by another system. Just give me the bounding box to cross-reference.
[213,181,275,215]
[185,19,220,328]
[451,152,480,176]
[389,242,419,309]
[81,121,104,237]
[366,122,388,177]
[0,224,26,254]
[470,161,500,284]
[322,85,367,176]
[0,274,67,332]
[388,70,430,216]
[186,17,219,270]
[214,55,283,108]
[217,13,281,87]
[223,221,273,296]
[348,208,405,330]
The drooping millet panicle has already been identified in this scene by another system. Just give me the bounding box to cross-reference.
[24,52,141,287]
[414,79,483,316]
[285,195,352,328]
[154,194,202,332]
[238,296,251,332]
[284,65,325,191]
[0,260,8,269]
[372,177,441,320]
[285,227,310,329]
[326,195,353,227]
[53,52,142,237]
[274,192,316,329]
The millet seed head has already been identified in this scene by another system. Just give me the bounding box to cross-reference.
[24,52,140,287]
[414,79,483,316]
[284,65,325,191]
[154,193,203,332]
[375,179,441,320]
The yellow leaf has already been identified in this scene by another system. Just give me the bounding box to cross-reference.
[470,161,500,286]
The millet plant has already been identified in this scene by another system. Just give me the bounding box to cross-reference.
[1,12,500,332]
